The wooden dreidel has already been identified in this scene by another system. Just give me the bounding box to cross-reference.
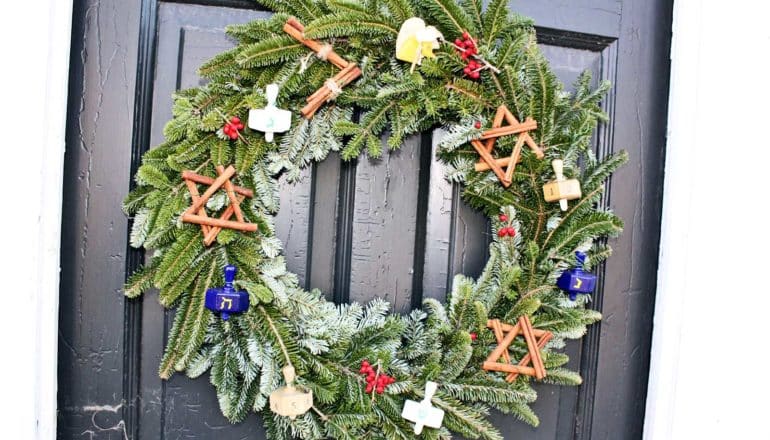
[557,251,597,301]
[542,159,581,211]
[270,365,313,420]
[248,84,291,142]
[205,264,250,320]
[401,381,444,434]
[395,17,443,67]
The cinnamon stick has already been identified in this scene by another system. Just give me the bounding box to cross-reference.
[485,321,520,363]
[286,17,305,32]
[202,195,244,246]
[501,109,544,158]
[504,135,527,182]
[303,65,361,113]
[489,320,547,337]
[485,106,507,152]
[489,320,512,364]
[184,179,210,235]
[478,120,538,140]
[471,140,510,187]
[181,214,258,232]
[519,316,545,379]
[475,156,520,172]
[184,166,236,215]
[307,64,357,103]
[506,331,552,382]
[283,19,349,69]
[181,170,253,197]
[482,361,537,376]
[216,165,244,223]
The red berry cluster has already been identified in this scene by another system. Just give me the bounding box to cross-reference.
[223,116,244,140]
[470,332,478,341]
[497,213,516,238]
[359,360,395,395]
[455,32,480,80]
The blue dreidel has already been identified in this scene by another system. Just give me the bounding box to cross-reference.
[557,252,597,301]
[205,264,250,320]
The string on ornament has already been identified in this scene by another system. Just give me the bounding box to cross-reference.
[282,17,362,118]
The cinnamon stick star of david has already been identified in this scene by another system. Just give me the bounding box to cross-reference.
[471,105,545,187]
[181,165,257,246]
[482,316,553,382]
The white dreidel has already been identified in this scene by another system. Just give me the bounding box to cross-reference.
[401,381,445,434]
[542,159,581,211]
[248,83,292,142]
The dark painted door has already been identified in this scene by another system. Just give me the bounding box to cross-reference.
[58,0,671,438]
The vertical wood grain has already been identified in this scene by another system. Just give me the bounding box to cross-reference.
[348,136,422,313]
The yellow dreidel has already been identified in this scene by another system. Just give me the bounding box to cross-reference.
[395,17,443,66]
[542,159,581,211]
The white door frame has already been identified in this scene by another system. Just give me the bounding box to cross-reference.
[0,1,73,439]
[644,1,770,438]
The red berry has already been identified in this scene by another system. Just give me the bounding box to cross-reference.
[361,360,370,367]
[463,67,471,74]
[470,332,477,341]
[499,214,508,222]
[236,123,244,130]
[498,229,506,238]
[471,71,480,79]
[229,132,238,140]
[376,386,385,394]
[388,376,396,384]
[462,31,470,39]
[474,121,481,129]
[231,116,240,124]
[506,227,516,237]
[365,383,374,393]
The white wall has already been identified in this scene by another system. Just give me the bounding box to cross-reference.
[0,1,73,438]
[644,1,770,439]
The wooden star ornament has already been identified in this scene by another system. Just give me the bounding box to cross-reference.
[181,165,257,246]
[471,105,545,187]
[482,317,553,382]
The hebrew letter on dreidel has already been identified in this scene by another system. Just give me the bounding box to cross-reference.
[248,84,292,142]
[542,159,581,211]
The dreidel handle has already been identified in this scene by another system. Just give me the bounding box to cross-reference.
[224,265,237,288]
[265,83,279,106]
[551,159,565,181]
[552,159,569,210]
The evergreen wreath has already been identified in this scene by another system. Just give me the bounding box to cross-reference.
[123,0,628,437]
